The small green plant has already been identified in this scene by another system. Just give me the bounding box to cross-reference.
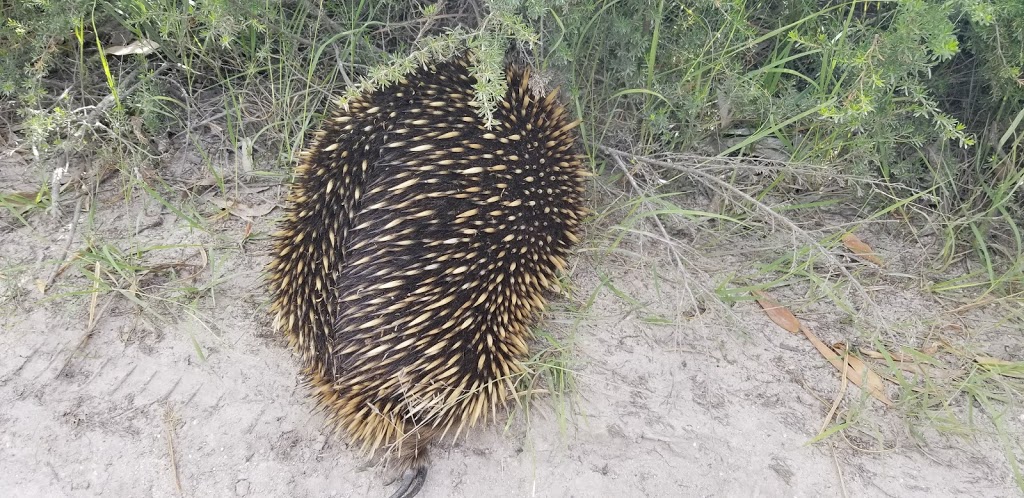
[0,186,51,225]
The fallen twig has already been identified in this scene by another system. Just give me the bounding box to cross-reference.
[163,406,183,496]
[598,146,879,320]
[43,196,84,292]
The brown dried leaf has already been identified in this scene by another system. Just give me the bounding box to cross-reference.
[841,233,883,266]
[804,329,894,406]
[107,40,160,56]
[752,290,800,334]
[833,343,896,405]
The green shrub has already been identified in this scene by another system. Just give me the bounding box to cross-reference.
[2,0,1021,224]
[536,0,1022,279]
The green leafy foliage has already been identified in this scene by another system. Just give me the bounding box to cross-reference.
[2,0,1022,260]
[546,0,1021,169]
[534,0,1023,286]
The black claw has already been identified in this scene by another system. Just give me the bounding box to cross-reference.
[387,466,427,498]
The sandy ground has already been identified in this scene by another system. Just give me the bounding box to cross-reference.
[1,151,1021,497]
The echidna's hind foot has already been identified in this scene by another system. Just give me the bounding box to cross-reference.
[387,466,427,498]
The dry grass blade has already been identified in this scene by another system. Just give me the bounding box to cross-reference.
[55,262,116,379]
[598,146,881,323]
[976,356,1024,379]
[821,350,850,435]
[861,349,915,362]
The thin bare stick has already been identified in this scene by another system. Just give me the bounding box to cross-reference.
[819,352,850,435]
[163,407,183,496]
[44,195,84,292]
[607,152,685,270]
[831,442,849,498]
[605,149,711,327]
[599,146,878,319]
[72,64,170,140]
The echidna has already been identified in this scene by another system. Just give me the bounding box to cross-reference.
[266,53,586,497]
